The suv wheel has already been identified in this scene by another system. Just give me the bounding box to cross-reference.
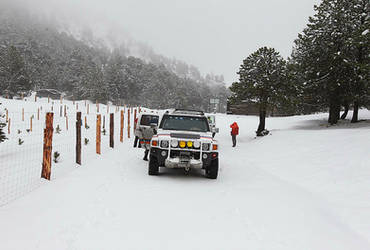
[148,156,159,175]
[206,159,218,179]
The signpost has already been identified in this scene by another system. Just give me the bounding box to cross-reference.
[210,98,220,113]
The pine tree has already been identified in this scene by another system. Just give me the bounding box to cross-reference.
[0,45,31,97]
[105,51,126,104]
[235,47,289,136]
[292,0,370,124]
[344,0,370,122]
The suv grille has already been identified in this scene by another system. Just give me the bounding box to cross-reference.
[170,150,201,160]
[170,133,201,139]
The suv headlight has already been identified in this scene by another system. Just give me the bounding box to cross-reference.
[202,143,210,151]
[193,141,200,149]
[171,140,178,148]
[160,140,169,148]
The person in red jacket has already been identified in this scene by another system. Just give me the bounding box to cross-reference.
[230,122,239,147]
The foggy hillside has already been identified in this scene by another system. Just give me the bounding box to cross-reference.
[0,0,228,111]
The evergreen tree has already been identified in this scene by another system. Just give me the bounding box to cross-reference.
[344,0,370,122]
[0,45,31,97]
[105,51,126,104]
[235,47,289,136]
[292,0,369,124]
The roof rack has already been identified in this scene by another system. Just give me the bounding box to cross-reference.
[172,109,205,115]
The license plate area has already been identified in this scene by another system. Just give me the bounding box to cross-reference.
[180,152,190,162]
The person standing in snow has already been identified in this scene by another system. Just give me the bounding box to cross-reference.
[230,122,239,147]
[133,117,139,148]
[142,123,157,161]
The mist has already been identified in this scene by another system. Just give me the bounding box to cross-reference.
[2,0,321,83]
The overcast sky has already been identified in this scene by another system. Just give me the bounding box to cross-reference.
[21,0,321,83]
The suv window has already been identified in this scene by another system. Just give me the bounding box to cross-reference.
[140,115,159,126]
[160,115,210,132]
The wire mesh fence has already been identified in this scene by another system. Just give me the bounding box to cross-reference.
[0,97,140,207]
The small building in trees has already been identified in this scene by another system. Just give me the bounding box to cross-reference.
[227,101,295,117]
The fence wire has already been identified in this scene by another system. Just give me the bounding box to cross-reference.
[0,98,138,207]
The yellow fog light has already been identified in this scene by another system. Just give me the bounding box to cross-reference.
[179,141,186,148]
[187,141,193,148]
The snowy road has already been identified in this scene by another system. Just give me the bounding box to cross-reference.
[1,111,370,250]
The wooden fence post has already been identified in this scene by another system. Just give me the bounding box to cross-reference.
[7,118,10,134]
[85,116,87,129]
[107,105,109,114]
[48,96,50,103]
[96,101,99,113]
[76,103,79,111]
[60,95,62,104]
[87,104,89,115]
[34,94,37,102]
[110,113,114,148]
[76,112,82,165]
[127,108,131,138]
[120,110,124,142]
[30,115,33,132]
[41,113,54,180]
[66,116,68,131]
[37,108,40,120]
[22,108,24,121]
[21,93,24,100]
[60,105,62,117]
[64,105,67,117]
[96,115,101,154]
[134,108,137,130]
[103,115,105,129]
[6,109,8,122]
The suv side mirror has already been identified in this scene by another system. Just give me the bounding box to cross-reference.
[211,127,219,133]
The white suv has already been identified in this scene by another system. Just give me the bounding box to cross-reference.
[134,113,160,148]
[148,109,219,179]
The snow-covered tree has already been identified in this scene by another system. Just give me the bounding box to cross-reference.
[292,0,370,124]
[235,47,289,136]
[344,0,370,122]
[0,45,31,98]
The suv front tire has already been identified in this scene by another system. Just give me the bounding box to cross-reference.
[148,156,159,175]
[206,158,218,179]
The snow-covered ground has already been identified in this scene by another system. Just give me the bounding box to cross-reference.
[0,98,370,250]
[0,96,143,206]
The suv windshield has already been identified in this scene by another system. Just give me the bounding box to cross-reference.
[160,115,210,132]
[140,115,159,126]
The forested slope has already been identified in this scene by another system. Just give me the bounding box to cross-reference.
[0,2,228,110]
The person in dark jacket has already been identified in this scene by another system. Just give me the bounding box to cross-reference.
[133,118,139,148]
[230,122,239,147]
[142,124,157,161]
